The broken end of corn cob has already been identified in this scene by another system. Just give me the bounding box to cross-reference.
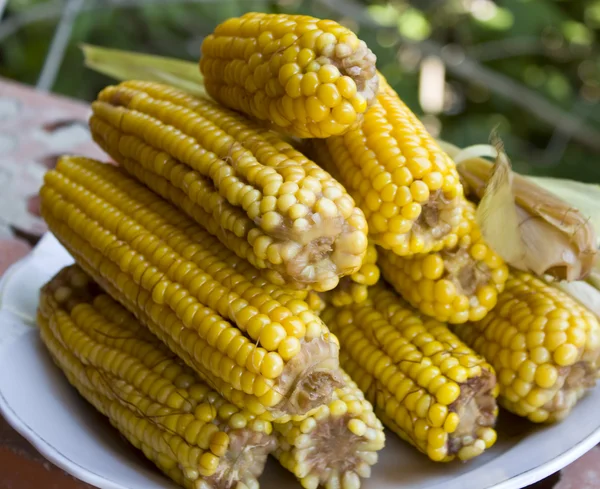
[379,203,509,324]
[200,13,379,138]
[270,334,343,419]
[274,370,385,489]
[39,265,276,489]
[90,81,369,292]
[454,270,600,424]
[324,285,499,462]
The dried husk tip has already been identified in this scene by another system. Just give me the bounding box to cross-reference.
[448,136,597,282]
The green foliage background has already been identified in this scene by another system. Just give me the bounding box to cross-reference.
[1,0,599,182]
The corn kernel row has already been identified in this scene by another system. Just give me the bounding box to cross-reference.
[41,156,341,420]
[39,265,274,489]
[323,285,499,462]
[90,80,369,292]
[454,271,600,423]
[313,78,464,256]
[200,13,379,138]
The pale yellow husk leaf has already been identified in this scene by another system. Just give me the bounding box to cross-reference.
[447,140,597,282]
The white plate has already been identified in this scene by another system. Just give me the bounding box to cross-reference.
[1,234,599,489]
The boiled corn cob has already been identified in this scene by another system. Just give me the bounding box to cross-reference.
[312,78,464,256]
[453,271,600,423]
[90,80,368,292]
[322,284,499,462]
[325,242,380,307]
[378,203,508,324]
[40,156,342,420]
[200,13,379,138]
[273,370,385,489]
[38,265,275,489]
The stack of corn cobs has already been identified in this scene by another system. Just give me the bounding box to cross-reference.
[37,12,600,489]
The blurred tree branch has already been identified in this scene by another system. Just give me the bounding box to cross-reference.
[467,37,591,61]
[0,0,226,43]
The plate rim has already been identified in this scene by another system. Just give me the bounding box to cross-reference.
[1,234,599,489]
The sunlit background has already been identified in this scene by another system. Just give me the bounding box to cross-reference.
[1,0,599,181]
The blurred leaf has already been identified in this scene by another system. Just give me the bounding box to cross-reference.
[545,71,571,102]
[82,45,205,96]
[473,6,515,31]
[367,4,399,27]
[397,8,431,41]
[562,21,594,46]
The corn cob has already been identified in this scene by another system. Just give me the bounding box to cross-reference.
[453,271,600,423]
[90,81,368,292]
[273,370,384,489]
[38,265,275,489]
[322,284,498,462]
[305,290,326,315]
[378,203,508,324]
[40,156,342,420]
[323,242,380,308]
[200,13,379,138]
[312,78,464,255]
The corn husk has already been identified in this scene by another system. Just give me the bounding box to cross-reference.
[553,280,600,320]
[446,139,597,282]
[81,45,205,96]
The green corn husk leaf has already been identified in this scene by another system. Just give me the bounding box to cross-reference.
[82,45,205,96]
[444,138,598,282]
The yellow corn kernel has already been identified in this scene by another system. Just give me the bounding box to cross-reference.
[90,81,368,292]
[454,271,600,423]
[273,370,384,489]
[40,156,342,420]
[379,203,508,324]
[322,284,498,462]
[200,13,379,138]
[312,77,465,256]
[38,265,275,489]
[324,241,380,307]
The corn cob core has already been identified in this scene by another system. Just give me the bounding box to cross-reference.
[38,265,275,489]
[379,204,508,324]
[325,242,380,307]
[274,370,385,489]
[313,79,464,256]
[90,81,368,292]
[200,13,379,138]
[323,285,499,462]
[41,156,342,419]
[454,271,600,423]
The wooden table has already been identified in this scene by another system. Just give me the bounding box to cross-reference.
[0,76,596,489]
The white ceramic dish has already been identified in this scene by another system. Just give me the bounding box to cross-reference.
[1,234,599,489]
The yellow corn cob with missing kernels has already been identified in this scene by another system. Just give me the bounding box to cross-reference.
[200,13,379,138]
[39,265,275,489]
[322,284,499,462]
[40,156,342,420]
[325,242,380,307]
[378,203,508,324]
[312,78,464,256]
[90,81,368,292]
[453,271,600,423]
[273,370,384,489]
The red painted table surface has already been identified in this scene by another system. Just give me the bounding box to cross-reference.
[0,76,597,489]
